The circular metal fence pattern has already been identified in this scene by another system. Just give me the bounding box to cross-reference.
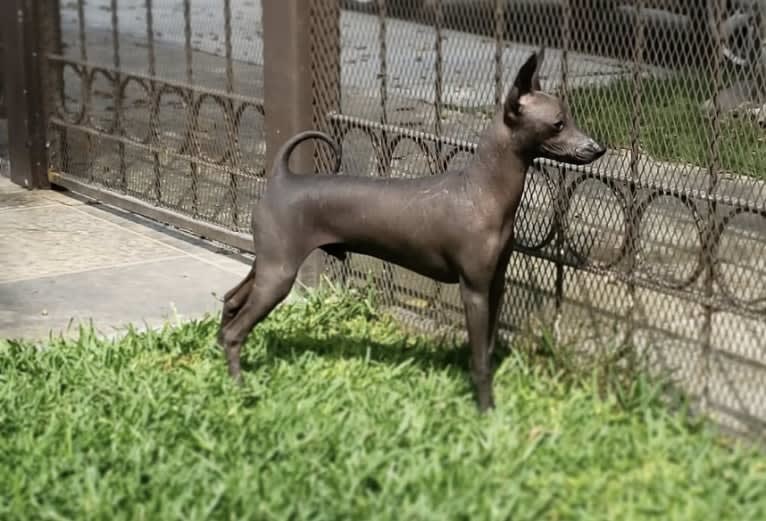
[56,64,86,125]
[120,78,153,144]
[50,57,266,234]
[715,207,766,312]
[514,165,557,251]
[54,61,265,170]
[635,191,706,290]
[562,175,629,270]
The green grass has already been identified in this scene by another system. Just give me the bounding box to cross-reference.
[2,286,766,520]
[569,74,766,179]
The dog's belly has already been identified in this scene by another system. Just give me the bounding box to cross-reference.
[339,242,459,284]
[297,171,469,283]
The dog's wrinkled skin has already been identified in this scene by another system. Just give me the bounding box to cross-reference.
[218,49,606,411]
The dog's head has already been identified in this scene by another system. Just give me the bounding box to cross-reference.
[502,49,606,166]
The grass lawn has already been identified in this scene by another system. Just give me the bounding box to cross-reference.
[2,287,766,520]
[569,74,766,180]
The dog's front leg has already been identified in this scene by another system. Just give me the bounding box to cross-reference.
[460,279,496,412]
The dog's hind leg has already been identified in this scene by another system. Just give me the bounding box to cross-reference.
[224,266,255,302]
[220,262,299,381]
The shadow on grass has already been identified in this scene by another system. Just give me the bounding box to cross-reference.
[232,321,693,423]
[236,324,518,405]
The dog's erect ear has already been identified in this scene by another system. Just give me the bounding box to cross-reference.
[504,48,545,117]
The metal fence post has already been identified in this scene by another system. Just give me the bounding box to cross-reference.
[0,25,5,120]
[0,0,57,189]
[262,0,340,291]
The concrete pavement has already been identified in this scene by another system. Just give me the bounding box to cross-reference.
[0,175,250,341]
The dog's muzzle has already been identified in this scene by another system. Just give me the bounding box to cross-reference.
[574,140,607,163]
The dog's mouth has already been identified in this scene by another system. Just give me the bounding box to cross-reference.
[540,140,606,166]
[568,148,607,165]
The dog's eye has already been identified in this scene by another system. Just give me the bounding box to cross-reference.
[553,120,565,132]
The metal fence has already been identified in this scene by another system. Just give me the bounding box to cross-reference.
[0,22,6,169]
[46,0,267,246]
[323,0,766,438]
[0,24,5,119]
[3,0,766,438]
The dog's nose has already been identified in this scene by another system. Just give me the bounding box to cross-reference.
[578,140,606,160]
[592,142,606,159]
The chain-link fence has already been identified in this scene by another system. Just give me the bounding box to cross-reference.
[320,0,766,438]
[6,0,765,437]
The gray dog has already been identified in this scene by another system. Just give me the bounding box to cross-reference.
[219,49,605,411]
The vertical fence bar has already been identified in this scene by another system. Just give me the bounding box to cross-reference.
[560,0,569,105]
[433,0,443,144]
[146,0,162,204]
[626,0,645,347]
[263,2,311,172]
[702,0,725,413]
[223,0,238,227]
[263,0,312,174]
[493,0,504,109]
[182,0,199,217]
[263,0,339,290]
[183,0,193,85]
[0,29,5,121]
[377,0,388,130]
[429,0,445,320]
[376,0,396,297]
[313,0,340,288]
[223,0,234,94]
[76,0,93,182]
[77,0,87,63]
[755,3,766,101]
[432,0,443,165]
[310,0,342,284]
[311,0,341,171]
[0,0,51,189]
[110,0,127,192]
[41,0,62,175]
[145,0,155,77]
[554,0,572,326]
[38,0,67,175]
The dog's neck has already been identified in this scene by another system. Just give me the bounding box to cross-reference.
[468,116,532,206]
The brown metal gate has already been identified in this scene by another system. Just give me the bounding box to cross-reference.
[1,1,338,255]
[3,0,766,438]
[45,0,268,250]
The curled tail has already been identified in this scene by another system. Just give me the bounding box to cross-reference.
[273,130,342,178]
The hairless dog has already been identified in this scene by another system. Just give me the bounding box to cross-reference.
[219,49,606,411]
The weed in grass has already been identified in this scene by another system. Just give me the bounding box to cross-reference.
[2,285,766,520]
